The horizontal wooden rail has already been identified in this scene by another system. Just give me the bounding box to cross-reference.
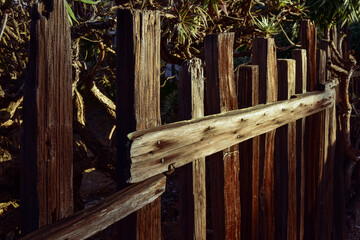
[127,85,336,183]
[21,174,166,240]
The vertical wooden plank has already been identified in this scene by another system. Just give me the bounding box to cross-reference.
[292,49,307,240]
[252,37,278,240]
[237,65,260,240]
[316,46,328,240]
[301,20,317,92]
[204,32,241,240]
[319,40,336,240]
[116,9,162,240]
[301,19,324,240]
[275,59,296,240]
[178,59,206,240]
[333,129,346,240]
[21,0,73,234]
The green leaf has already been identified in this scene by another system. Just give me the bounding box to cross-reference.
[65,1,78,24]
[76,0,100,5]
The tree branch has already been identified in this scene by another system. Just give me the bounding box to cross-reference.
[0,13,8,41]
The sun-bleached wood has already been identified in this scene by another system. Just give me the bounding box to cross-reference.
[116,9,162,239]
[21,175,166,240]
[237,65,260,240]
[178,59,206,240]
[22,0,73,234]
[292,49,307,240]
[126,88,335,183]
[204,32,241,240]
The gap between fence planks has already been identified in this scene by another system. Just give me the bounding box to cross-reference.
[126,86,336,183]
[178,58,206,240]
[20,175,166,240]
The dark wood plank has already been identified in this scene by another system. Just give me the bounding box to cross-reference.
[301,19,324,240]
[178,58,206,240]
[204,32,241,240]
[252,37,278,240]
[275,59,296,240]
[333,125,346,240]
[116,9,162,240]
[21,175,166,240]
[237,65,260,240]
[316,46,328,240]
[292,49,307,240]
[127,88,335,183]
[301,20,317,92]
[21,0,73,234]
[319,40,336,240]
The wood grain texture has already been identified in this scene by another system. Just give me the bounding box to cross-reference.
[252,37,278,240]
[319,40,335,240]
[204,32,241,240]
[292,49,307,240]
[116,9,162,240]
[301,19,324,240]
[316,46,328,240]
[301,20,317,92]
[275,59,296,240]
[237,66,260,240]
[127,89,335,183]
[21,175,166,240]
[22,1,73,234]
[178,59,206,240]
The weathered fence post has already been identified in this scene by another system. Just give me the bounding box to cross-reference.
[319,40,336,240]
[116,9,162,239]
[252,37,278,240]
[292,49,307,240]
[178,59,206,240]
[237,66,260,240]
[275,59,296,240]
[301,20,317,92]
[204,32,241,239]
[22,0,73,234]
[301,19,326,240]
[316,44,327,240]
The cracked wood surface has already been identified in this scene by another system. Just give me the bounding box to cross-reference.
[22,0,73,234]
[126,88,335,183]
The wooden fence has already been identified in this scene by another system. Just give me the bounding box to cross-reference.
[20,2,344,240]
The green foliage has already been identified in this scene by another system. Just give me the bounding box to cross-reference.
[254,16,280,38]
[76,0,100,5]
[305,0,360,28]
[66,0,78,25]
[170,3,208,45]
